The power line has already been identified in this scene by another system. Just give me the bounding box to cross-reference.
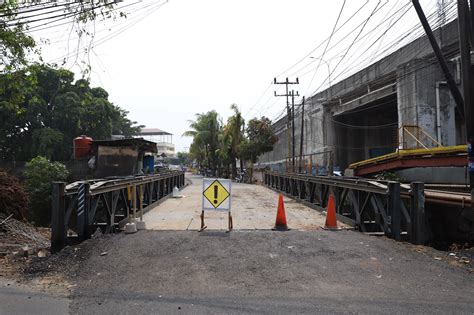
[310,0,385,96]
[304,0,346,96]
[5,2,113,27]
[275,0,370,79]
[26,0,144,33]
[287,1,408,90]
[46,1,167,65]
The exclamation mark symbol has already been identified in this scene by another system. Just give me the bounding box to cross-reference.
[213,185,218,204]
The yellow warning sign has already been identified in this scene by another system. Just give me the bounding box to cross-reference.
[203,179,230,209]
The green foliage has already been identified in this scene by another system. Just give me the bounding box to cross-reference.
[221,104,245,178]
[31,128,64,160]
[177,152,191,165]
[24,156,69,226]
[241,117,277,163]
[0,1,37,72]
[185,106,277,178]
[183,110,222,174]
[1,0,124,74]
[0,64,143,161]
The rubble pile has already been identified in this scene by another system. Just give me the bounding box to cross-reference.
[0,169,28,220]
[0,213,50,257]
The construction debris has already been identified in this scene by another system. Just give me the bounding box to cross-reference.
[0,213,50,257]
[0,169,28,220]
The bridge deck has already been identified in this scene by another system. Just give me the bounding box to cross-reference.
[143,175,341,230]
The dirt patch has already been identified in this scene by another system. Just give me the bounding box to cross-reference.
[1,234,113,297]
[408,242,474,273]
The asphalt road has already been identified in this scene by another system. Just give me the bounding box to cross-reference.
[0,279,69,315]
[63,229,474,314]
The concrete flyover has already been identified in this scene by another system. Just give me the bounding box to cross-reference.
[258,19,463,176]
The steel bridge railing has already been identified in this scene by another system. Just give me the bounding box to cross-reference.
[264,171,426,244]
[51,171,185,252]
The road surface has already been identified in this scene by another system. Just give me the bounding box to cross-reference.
[68,230,474,314]
[143,175,339,230]
[0,279,69,315]
[1,175,473,314]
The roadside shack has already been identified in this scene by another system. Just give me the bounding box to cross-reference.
[91,138,157,178]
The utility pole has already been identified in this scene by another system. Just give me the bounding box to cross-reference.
[274,77,299,171]
[299,96,305,173]
[291,90,300,172]
[412,0,465,120]
[458,0,474,203]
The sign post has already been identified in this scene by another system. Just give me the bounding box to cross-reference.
[201,178,232,231]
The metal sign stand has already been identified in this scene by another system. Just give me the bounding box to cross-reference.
[201,178,232,232]
[199,210,207,232]
[199,211,233,232]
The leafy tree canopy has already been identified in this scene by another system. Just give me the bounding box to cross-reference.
[0,64,143,161]
[184,105,277,178]
[241,117,277,163]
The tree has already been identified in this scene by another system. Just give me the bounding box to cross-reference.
[31,128,64,160]
[183,111,222,175]
[222,104,245,178]
[24,156,69,226]
[1,0,124,74]
[177,152,191,165]
[241,116,277,180]
[0,1,36,72]
[0,64,143,161]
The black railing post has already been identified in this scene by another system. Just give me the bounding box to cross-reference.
[410,182,425,245]
[388,181,401,241]
[77,182,89,241]
[51,182,66,253]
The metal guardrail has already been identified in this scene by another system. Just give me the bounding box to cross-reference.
[264,171,426,244]
[51,171,185,252]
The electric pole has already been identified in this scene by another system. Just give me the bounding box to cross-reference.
[274,77,299,171]
[299,96,305,173]
[291,90,300,172]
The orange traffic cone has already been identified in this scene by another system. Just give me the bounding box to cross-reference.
[323,193,341,230]
[273,193,289,231]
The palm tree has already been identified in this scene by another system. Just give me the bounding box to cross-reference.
[223,104,245,178]
[183,111,222,175]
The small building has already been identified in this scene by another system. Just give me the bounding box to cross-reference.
[138,128,176,157]
[92,138,157,178]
